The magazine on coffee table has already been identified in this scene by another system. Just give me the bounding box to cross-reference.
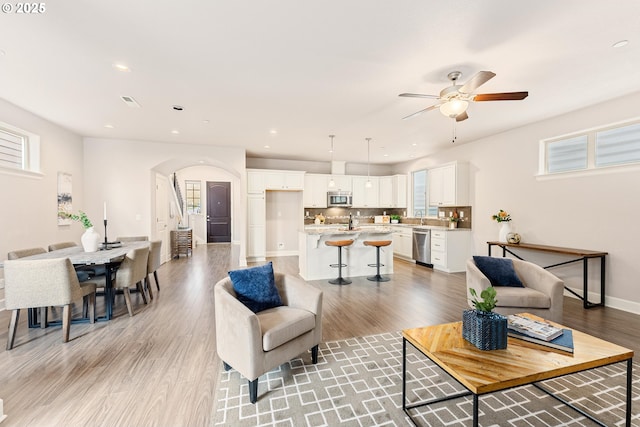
[508,328,574,353]
[507,314,563,341]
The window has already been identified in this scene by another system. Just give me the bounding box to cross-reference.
[185,180,201,214]
[0,122,40,175]
[0,127,25,170]
[541,119,640,175]
[412,169,438,217]
[595,122,640,167]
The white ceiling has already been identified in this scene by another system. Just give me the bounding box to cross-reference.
[1,1,639,165]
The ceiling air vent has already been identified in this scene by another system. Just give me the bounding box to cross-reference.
[120,95,141,108]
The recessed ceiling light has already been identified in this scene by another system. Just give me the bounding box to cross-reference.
[104,124,114,129]
[383,154,389,157]
[269,129,277,135]
[172,105,183,111]
[171,129,180,135]
[412,143,417,146]
[112,63,131,72]
[613,40,629,48]
[203,120,210,124]
[264,145,270,149]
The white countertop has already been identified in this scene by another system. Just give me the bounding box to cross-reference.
[304,223,470,234]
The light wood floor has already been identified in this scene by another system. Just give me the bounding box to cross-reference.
[0,244,638,426]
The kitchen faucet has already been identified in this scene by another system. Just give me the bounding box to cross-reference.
[420,211,424,226]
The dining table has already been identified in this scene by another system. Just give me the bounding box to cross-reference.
[11,241,150,323]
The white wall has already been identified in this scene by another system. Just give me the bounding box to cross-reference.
[265,191,303,256]
[0,98,86,260]
[83,138,247,265]
[396,91,640,313]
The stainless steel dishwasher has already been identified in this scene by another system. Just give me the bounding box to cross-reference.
[412,228,432,267]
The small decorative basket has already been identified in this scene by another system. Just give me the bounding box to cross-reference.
[462,309,508,350]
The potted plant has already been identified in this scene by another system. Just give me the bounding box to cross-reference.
[390,214,401,224]
[462,287,508,350]
[449,211,460,229]
[492,209,512,242]
[59,210,101,252]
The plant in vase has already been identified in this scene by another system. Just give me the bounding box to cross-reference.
[449,211,460,228]
[462,286,508,350]
[492,209,512,242]
[59,210,100,252]
[390,214,401,224]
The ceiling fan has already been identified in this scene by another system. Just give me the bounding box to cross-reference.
[399,71,528,121]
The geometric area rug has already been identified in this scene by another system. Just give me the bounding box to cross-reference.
[214,332,640,426]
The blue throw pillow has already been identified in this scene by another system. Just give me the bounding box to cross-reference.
[228,262,282,313]
[473,256,524,287]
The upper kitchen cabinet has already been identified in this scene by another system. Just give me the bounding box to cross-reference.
[264,171,305,190]
[380,175,407,208]
[247,170,265,194]
[328,175,352,192]
[352,176,379,208]
[428,162,469,207]
[304,174,328,208]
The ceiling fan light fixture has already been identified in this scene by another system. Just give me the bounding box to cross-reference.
[440,99,468,118]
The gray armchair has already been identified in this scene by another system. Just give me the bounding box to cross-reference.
[214,273,323,403]
[145,240,162,298]
[466,258,564,323]
[4,258,96,349]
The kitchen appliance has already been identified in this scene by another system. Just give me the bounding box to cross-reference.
[374,215,390,224]
[412,228,432,267]
[327,191,352,207]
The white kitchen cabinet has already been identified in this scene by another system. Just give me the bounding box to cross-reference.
[247,170,265,194]
[328,175,352,192]
[304,174,328,208]
[265,171,305,190]
[430,229,471,273]
[380,175,407,208]
[379,177,393,207]
[392,227,413,259]
[352,176,379,208]
[247,194,266,260]
[428,162,469,207]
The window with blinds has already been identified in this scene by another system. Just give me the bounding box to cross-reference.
[547,136,588,173]
[0,127,25,170]
[412,169,438,217]
[595,122,640,167]
[541,119,640,175]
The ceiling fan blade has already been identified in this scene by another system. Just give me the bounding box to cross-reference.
[402,104,441,120]
[459,71,496,94]
[456,111,469,122]
[473,91,529,101]
[399,93,440,99]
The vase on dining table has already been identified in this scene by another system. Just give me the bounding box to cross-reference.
[81,227,101,252]
[498,221,512,242]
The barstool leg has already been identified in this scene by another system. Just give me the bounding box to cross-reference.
[367,246,390,282]
[329,246,352,285]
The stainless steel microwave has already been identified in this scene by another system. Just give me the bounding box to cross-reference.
[327,191,352,207]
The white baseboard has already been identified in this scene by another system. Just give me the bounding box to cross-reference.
[565,286,640,316]
[265,250,299,257]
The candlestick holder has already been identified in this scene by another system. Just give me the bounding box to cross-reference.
[101,219,122,249]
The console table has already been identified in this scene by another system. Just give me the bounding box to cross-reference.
[487,241,607,309]
[171,229,192,258]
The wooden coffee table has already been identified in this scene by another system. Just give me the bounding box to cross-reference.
[402,314,634,426]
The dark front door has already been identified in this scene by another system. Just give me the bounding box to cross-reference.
[207,181,231,243]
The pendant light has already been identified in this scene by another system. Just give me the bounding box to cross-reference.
[328,135,336,188]
[365,138,372,188]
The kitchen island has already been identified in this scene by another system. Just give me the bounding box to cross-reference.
[299,226,394,281]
